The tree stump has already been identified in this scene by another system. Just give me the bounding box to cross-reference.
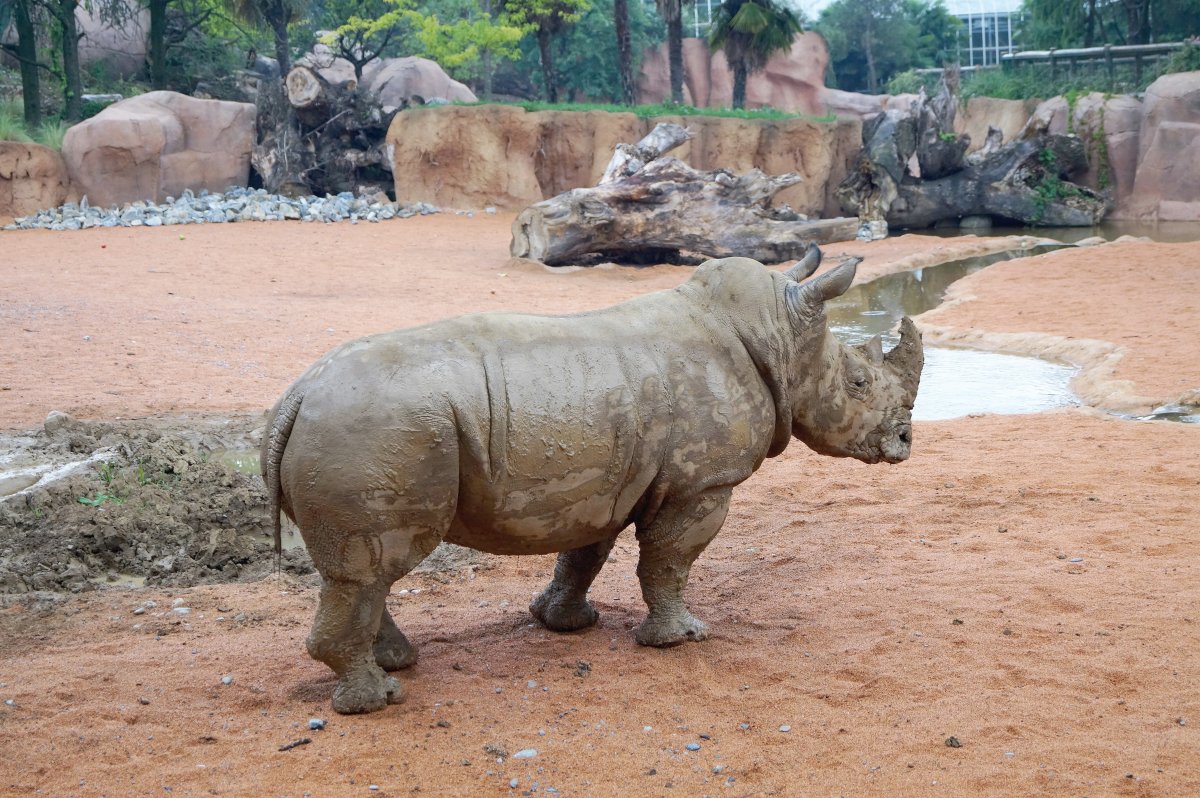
[836,68,1110,236]
[511,123,859,266]
[252,66,396,198]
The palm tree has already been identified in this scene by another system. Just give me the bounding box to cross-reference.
[655,0,685,104]
[708,0,801,109]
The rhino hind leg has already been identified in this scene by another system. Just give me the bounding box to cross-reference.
[633,489,731,647]
[530,535,620,632]
[374,607,418,671]
[307,577,404,714]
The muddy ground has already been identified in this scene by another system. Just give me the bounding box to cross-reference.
[0,218,1197,796]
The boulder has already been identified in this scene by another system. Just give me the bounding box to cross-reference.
[817,88,918,119]
[77,4,149,79]
[0,142,73,219]
[636,33,826,115]
[363,57,477,108]
[388,105,861,214]
[1129,71,1200,221]
[955,97,1038,152]
[61,91,255,207]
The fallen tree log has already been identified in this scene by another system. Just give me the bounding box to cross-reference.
[511,123,859,266]
[835,68,1109,235]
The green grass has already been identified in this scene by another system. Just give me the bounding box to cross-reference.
[0,100,71,149]
[451,99,837,123]
[0,100,32,142]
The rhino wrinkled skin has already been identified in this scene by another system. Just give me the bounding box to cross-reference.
[262,247,923,714]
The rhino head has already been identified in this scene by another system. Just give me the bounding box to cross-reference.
[783,257,924,465]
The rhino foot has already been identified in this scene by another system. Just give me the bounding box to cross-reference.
[332,665,404,714]
[375,610,418,671]
[635,611,709,647]
[529,587,600,632]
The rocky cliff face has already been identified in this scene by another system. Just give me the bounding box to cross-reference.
[387,105,861,216]
[0,143,73,221]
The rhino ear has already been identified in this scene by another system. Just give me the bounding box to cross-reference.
[783,243,822,281]
[860,335,884,365]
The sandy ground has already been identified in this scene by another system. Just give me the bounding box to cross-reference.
[1,216,1198,797]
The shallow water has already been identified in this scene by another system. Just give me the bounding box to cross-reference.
[919,220,1200,245]
[827,246,1080,421]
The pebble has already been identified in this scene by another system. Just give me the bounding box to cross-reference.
[526,680,537,689]
[685,742,701,751]
[309,718,326,731]
[3,188,439,231]
[512,748,537,759]
[509,778,519,788]
[221,676,233,685]
[1069,557,1084,563]
[779,725,791,733]
[4,699,15,707]
[172,607,192,615]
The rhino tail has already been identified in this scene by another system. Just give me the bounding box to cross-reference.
[262,389,304,565]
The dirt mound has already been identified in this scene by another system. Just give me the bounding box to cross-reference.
[0,413,495,595]
[0,414,312,593]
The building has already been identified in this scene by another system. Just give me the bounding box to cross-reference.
[945,0,1022,67]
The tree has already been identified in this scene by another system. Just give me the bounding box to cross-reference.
[318,0,415,81]
[613,0,632,103]
[502,0,589,102]
[655,0,684,103]
[708,0,802,109]
[228,0,310,77]
[0,0,45,125]
[1021,0,1200,47]
[544,0,661,102]
[407,8,525,98]
[816,0,957,93]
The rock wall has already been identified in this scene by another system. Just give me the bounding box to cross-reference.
[637,35,828,116]
[388,105,862,215]
[1023,71,1200,220]
[0,142,74,221]
[62,91,256,208]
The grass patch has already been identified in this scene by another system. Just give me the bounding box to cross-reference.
[0,100,32,142]
[451,99,837,123]
[32,119,69,150]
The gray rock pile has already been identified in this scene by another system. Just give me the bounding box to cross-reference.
[3,187,439,231]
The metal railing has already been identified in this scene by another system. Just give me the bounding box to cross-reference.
[1001,42,1188,89]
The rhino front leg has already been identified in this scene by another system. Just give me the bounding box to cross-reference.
[530,535,620,632]
[634,489,731,647]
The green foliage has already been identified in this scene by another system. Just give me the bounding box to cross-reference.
[32,118,68,149]
[0,99,32,141]
[1160,41,1200,73]
[884,68,937,94]
[319,0,417,77]
[538,0,663,102]
[408,9,526,84]
[1020,0,1200,48]
[817,0,960,93]
[708,0,802,107]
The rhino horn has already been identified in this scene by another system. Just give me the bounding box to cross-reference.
[783,243,822,281]
[801,256,860,303]
[860,334,884,365]
[885,317,924,394]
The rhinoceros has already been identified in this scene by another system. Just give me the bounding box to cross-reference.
[262,245,923,714]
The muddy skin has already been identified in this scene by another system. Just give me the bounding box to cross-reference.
[263,249,924,714]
